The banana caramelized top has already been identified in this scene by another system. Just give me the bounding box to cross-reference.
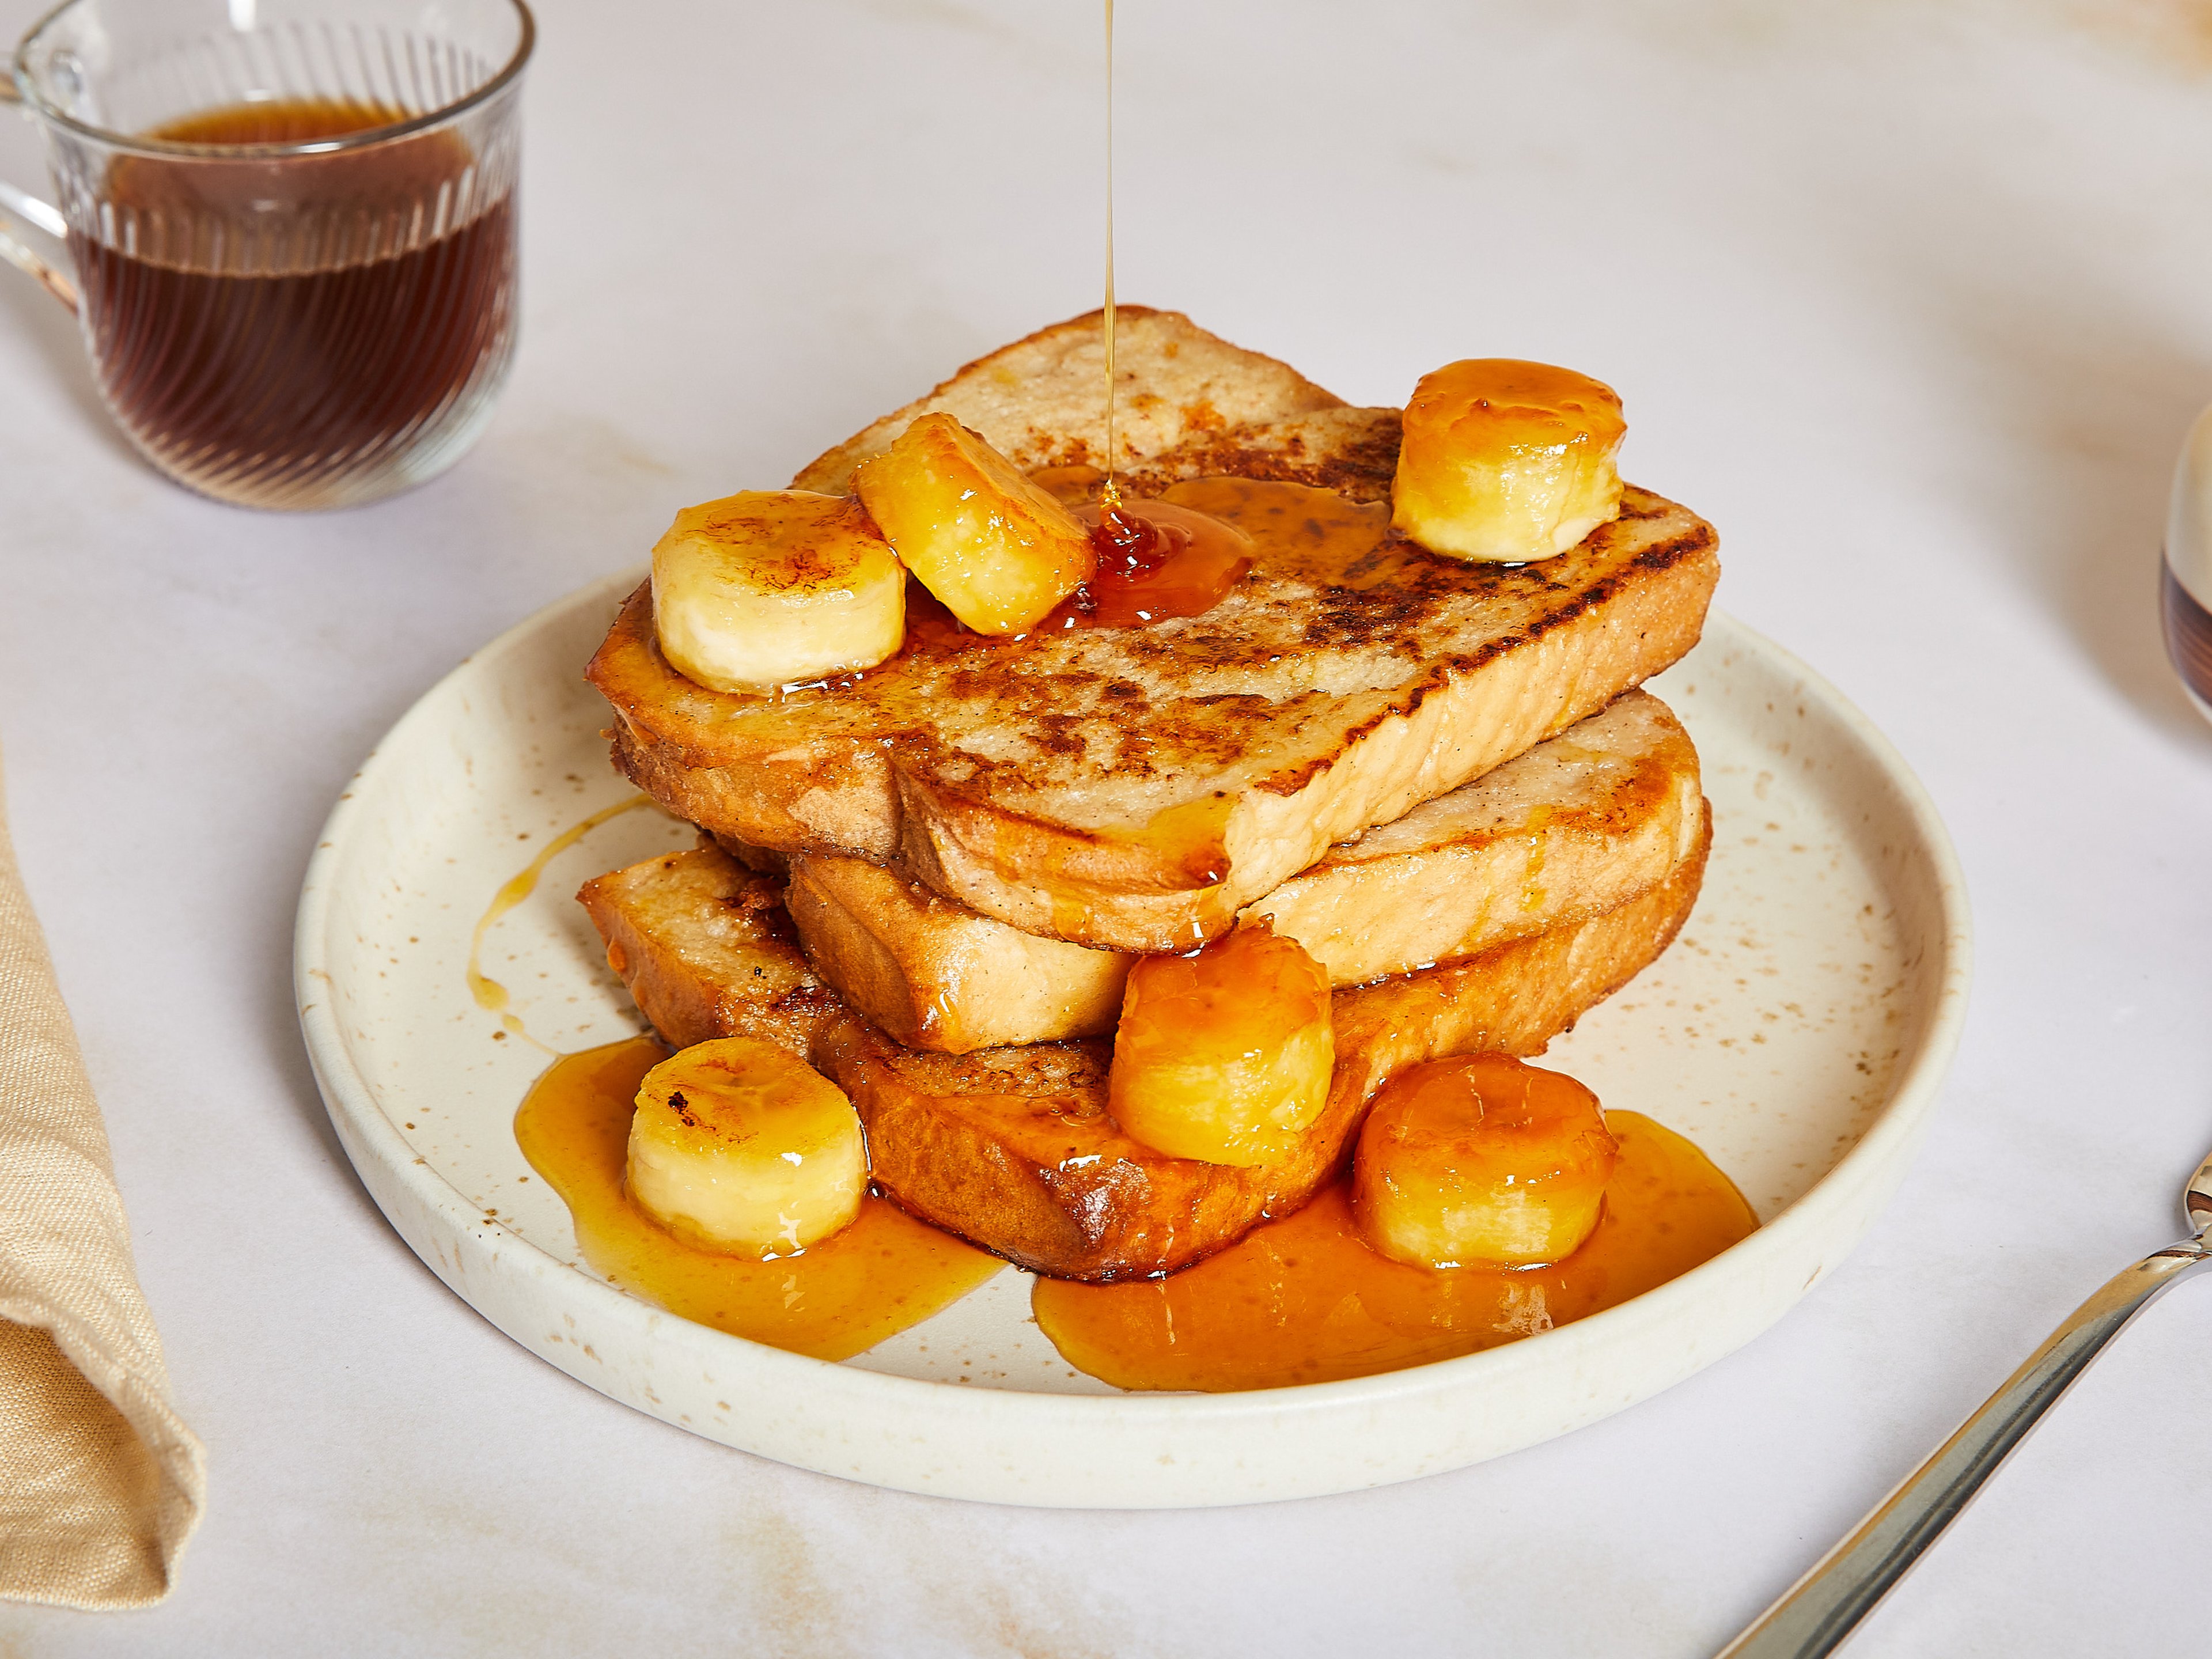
[627,1035,868,1257]
[1108,925,1334,1168]
[651,490,905,694]
[1392,360,1626,563]
[855,414,1094,636]
[1353,1054,1617,1269]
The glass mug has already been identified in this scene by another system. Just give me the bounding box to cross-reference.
[0,0,531,510]
[2164,407,2212,726]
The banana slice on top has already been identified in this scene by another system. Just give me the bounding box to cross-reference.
[652,490,905,692]
[1392,359,1625,563]
[626,1037,868,1257]
[854,412,1096,635]
[1353,1054,1617,1268]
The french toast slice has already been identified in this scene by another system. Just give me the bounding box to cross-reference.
[588,309,1719,953]
[577,817,1709,1280]
[785,689,1703,1052]
[576,849,839,1055]
[792,304,1343,493]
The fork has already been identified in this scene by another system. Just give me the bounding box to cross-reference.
[1717,1142,2212,1657]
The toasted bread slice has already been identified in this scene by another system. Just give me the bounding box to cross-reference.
[589,309,1717,954]
[575,848,839,1054]
[783,853,1130,1056]
[785,689,1702,1052]
[578,816,1710,1280]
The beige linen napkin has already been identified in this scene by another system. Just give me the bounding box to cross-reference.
[0,747,203,1608]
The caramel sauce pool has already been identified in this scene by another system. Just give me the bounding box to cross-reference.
[517,1039,1752,1380]
[514,1038,1003,1361]
[1031,1112,1756,1392]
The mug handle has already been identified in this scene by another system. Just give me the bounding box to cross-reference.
[0,81,78,310]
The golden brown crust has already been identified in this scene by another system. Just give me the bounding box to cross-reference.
[784,853,1130,1052]
[603,698,900,862]
[590,494,1717,950]
[1259,687,1703,980]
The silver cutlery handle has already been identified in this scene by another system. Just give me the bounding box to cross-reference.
[1718,1240,2212,1659]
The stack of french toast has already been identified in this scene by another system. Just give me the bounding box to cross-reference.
[577,308,1719,1284]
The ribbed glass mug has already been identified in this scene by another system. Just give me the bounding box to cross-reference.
[0,0,531,510]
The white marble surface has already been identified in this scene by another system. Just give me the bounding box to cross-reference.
[2,1,2210,1652]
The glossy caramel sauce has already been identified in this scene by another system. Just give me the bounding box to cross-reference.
[1164,474,1404,586]
[817,494,1256,678]
[1060,498,1255,628]
[953,474,1396,641]
[514,1037,1005,1361]
[468,794,653,1051]
[1030,1112,1755,1392]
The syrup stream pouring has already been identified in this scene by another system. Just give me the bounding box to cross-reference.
[1101,0,1120,511]
[1718,1141,2212,1657]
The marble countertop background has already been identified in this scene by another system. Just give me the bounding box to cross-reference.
[2,1,2210,1653]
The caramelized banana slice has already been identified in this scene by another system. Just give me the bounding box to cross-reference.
[1107,927,1334,1167]
[626,1036,867,1256]
[854,412,1095,634]
[1392,360,1625,562]
[652,490,904,692]
[1353,1054,1617,1268]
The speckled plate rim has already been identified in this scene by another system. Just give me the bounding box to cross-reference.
[294,577,1972,1509]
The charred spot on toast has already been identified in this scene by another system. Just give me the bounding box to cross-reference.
[1119,408,1402,505]
[717,883,800,947]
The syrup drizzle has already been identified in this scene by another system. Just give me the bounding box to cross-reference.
[1086,6,1243,593]
[1101,0,1120,512]
[468,793,653,1052]
[499,810,1756,1378]
[1067,498,1253,628]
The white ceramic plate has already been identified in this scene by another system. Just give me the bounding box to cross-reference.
[294,573,1970,1508]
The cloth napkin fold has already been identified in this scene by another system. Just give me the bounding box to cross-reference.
[0,745,203,1608]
